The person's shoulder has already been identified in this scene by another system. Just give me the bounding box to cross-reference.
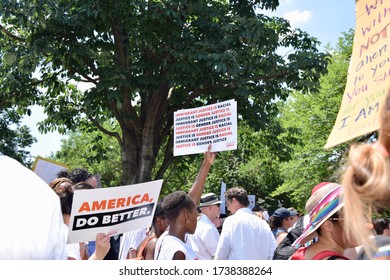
[232,207,252,218]
[276,232,288,243]
[197,214,210,223]
[290,246,306,260]
[196,221,214,234]
[144,236,158,258]
[164,234,181,243]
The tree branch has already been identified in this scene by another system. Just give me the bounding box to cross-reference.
[109,98,142,150]
[86,113,123,147]
[0,24,25,42]
[166,70,291,116]
[166,86,207,117]
[245,71,290,82]
[154,133,174,180]
[80,74,99,85]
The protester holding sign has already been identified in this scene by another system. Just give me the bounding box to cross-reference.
[154,145,217,260]
[67,178,163,253]
[53,182,111,260]
[187,144,218,205]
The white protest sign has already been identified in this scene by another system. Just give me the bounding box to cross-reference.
[173,99,237,156]
[248,195,256,210]
[67,179,163,244]
[220,181,227,215]
[32,156,69,184]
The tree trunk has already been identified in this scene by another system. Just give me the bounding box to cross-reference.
[120,85,169,185]
[121,128,139,185]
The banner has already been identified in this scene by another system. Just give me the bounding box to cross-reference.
[173,99,237,156]
[31,156,69,184]
[248,195,256,210]
[220,181,227,215]
[67,179,163,244]
[325,0,390,148]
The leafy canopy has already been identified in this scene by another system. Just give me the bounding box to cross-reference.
[0,0,330,184]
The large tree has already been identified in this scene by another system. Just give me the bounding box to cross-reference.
[0,0,329,184]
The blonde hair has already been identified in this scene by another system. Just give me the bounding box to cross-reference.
[341,87,390,253]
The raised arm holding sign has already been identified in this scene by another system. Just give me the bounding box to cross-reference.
[188,144,217,205]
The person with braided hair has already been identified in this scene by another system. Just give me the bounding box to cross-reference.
[154,144,217,260]
[154,191,199,260]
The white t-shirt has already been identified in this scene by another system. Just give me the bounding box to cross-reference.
[215,207,277,260]
[118,228,146,260]
[186,214,220,259]
[154,230,168,259]
[0,155,67,259]
[62,223,81,260]
[155,234,198,260]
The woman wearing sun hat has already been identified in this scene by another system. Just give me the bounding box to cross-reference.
[290,182,358,260]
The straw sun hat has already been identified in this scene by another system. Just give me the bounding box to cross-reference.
[198,193,222,207]
[293,182,344,248]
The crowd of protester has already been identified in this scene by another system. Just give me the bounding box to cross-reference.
[1,90,390,260]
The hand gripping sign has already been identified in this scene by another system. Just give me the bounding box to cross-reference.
[67,179,163,244]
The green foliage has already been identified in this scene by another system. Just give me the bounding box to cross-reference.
[52,123,122,188]
[1,0,330,185]
[158,122,294,210]
[273,29,357,211]
[0,108,36,166]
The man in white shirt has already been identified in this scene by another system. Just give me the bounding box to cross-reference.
[186,193,221,259]
[214,187,277,260]
[0,154,67,259]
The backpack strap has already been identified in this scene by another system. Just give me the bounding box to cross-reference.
[135,234,156,259]
[312,250,349,260]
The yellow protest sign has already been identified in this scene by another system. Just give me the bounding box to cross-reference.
[325,0,390,149]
